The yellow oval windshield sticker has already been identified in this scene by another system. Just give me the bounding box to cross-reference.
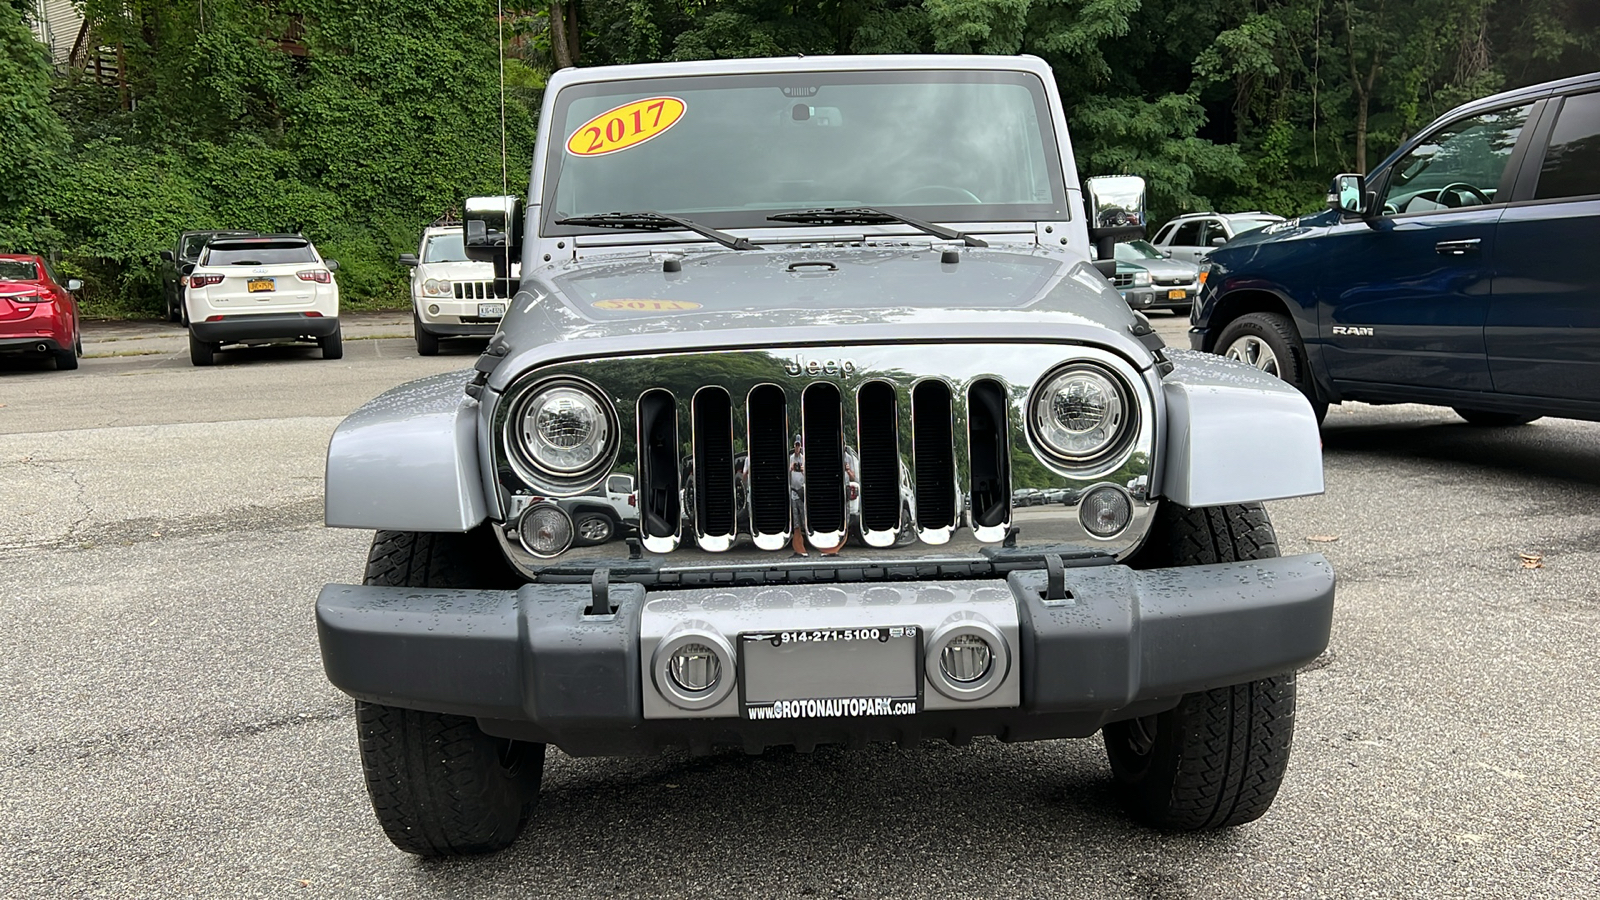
[593,299,701,311]
[566,97,686,157]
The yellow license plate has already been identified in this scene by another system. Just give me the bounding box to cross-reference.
[1167,289,1187,300]
[248,278,275,293]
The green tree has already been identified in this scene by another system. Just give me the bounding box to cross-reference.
[0,1,70,252]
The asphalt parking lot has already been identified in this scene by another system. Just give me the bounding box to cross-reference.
[2,312,1597,898]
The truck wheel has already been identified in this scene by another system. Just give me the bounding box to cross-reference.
[189,333,216,367]
[1453,408,1540,427]
[356,529,538,856]
[320,326,344,360]
[1106,501,1295,829]
[415,317,440,356]
[356,701,544,857]
[574,512,614,545]
[1214,312,1326,423]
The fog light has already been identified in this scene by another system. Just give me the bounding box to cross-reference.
[667,643,721,694]
[1080,486,1132,538]
[517,504,573,557]
[940,634,993,683]
[427,303,440,315]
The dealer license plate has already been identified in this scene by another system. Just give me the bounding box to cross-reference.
[478,302,506,318]
[738,626,922,720]
[1167,288,1187,300]
[248,278,275,293]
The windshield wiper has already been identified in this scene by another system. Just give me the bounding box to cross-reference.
[766,207,988,248]
[555,211,759,251]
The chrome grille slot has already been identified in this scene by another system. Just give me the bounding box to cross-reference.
[912,380,956,537]
[745,384,790,541]
[856,380,901,537]
[691,388,737,548]
[967,379,1010,533]
[801,383,846,542]
[637,390,680,548]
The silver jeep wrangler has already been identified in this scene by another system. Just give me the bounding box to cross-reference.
[317,54,1333,856]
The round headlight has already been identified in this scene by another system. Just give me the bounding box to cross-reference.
[1031,364,1135,466]
[435,279,453,295]
[514,381,615,478]
[422,278,440,295]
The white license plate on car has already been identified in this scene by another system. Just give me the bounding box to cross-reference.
[738,626,922,720]
[478,302,506,318]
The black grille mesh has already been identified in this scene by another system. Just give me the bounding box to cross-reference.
[912,381,955,529]
[857,381,901,532]
[692,389,736,536]
[801,385,845,535]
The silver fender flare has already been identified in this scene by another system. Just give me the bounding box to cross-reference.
[1158,349,1324,507]
[324,370,489,532]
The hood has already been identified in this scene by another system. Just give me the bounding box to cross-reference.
[416,259,496,279]
[496,244,1142,362]
[1126,256,1199,279]
[1206,211,1333,265]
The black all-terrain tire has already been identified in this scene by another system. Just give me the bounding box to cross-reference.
[1106,501,1296,830]
[1213,312,1327,423]
[188,333,216,367]
[320,325,344,360]
[1453,408,1541,427]
[415,317,440,356]
[356,529,538,856]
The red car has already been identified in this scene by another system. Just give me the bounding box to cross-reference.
[0,254,82,370]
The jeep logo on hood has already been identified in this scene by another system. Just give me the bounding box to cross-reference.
[784,354,858,377]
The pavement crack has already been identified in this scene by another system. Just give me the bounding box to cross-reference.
[1,704,353,770]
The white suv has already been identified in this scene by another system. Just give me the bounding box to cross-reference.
[184,234,341,366]
[1151,212,1285,264]
[399,226,511,355]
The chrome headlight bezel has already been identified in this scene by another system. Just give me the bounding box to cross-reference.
[1027,361,1140,473]
[502,375,619,492]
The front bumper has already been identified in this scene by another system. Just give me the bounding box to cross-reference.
[189,313,339,344]
[318,554,1333,755]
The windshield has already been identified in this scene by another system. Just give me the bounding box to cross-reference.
[1115,240,1165,261]
[1230,217,1279,237]
[203,241,317,266]
[542,70,1067,234]
[0,260,40,281]
[423,233,470,263]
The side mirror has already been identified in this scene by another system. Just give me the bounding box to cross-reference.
[464,194,524,296]
[325,259,340,272]
[1329,173,1369,216]
[1162,249,1172,258]
[66,278,83,292]
[397,253,419,267]
[180,263,196,276]
[1210,236,1227,247]
[159,250,175,263]
[1084,175,1147,262]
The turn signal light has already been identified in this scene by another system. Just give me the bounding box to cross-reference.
[190,274,224,288]
[296,270,332,283]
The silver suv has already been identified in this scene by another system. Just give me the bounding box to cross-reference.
[315,54,1332,857]
[1152,211,1285,264]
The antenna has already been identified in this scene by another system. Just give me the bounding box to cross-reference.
[496,0,509,199]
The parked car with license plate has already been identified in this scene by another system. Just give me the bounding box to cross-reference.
[315,54,1333,856]
[159,230,256,323]
[182,234,342,366]
[0,254,83,371]
[1191,71,1600,425]
[399,224,513,355]
[1112,240,1201,313]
